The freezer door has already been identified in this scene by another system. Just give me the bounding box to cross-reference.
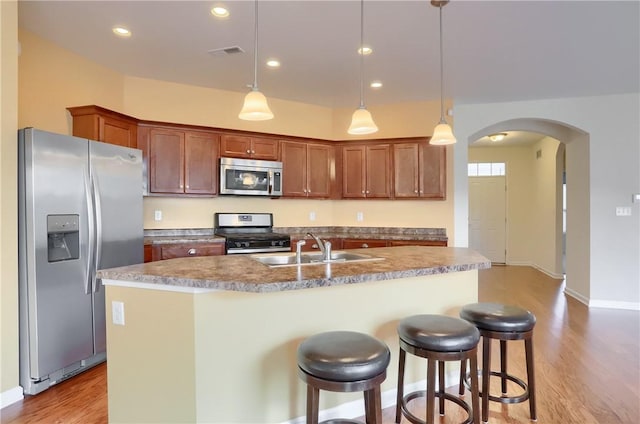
[18,128,94,380]
[89,141,143,352]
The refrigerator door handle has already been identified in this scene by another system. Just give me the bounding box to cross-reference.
[92,174,103,293]
[84,168,96,295]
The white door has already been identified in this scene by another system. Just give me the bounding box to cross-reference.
[469,176,506,263]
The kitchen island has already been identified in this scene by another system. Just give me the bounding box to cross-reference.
[99,246,489,424]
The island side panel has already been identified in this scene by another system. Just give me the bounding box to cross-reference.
[193,270,478,423]
[105,286,197,424]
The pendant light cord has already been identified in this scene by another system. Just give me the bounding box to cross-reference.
[359,0,365,108]
[253,0,259,90]
[438,3,445,123]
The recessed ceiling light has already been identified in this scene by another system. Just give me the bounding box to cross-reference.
[112,26,131,37]
[266,59,280,68]
[370,81,383,89]
[358,46,372,55]
[489,133,508,142]
[211,6,230,18]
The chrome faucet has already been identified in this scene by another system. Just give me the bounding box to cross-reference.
[295,239,306,264]
[306,232,332,261]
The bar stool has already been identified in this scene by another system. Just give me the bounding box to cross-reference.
[297,331,391,424]
[395,315,480,424]
[458,302,537,423]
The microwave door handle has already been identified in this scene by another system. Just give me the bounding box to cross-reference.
[268,170,273,194]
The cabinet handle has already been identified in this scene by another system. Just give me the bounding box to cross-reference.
[312,243,319,249]
[362,243,369,248]
[366,190,370,194]
[186,185,190,189]
[361,190,365,194]
[246,150,251,154]
[414,190,418,194]
[187,248,197,255]
[251,150,256,154]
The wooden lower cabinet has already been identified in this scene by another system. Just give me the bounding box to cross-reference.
[144,245,152,263]
[151,243,225,261]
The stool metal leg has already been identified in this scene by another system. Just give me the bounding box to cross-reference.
[307,385,319,424]
[438,361,445,415]
[469,348,481,424]
[525,337,537,421]
[458,359,466,395]
[481,337,491,423]
[364,386,382,424]
[395,348,406,423]
[500,340,508,394]
[426,358,436,424]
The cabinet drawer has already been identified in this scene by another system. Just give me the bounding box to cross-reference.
[159,243,224,259]
[342,239,388,249]
[388,240,448,247]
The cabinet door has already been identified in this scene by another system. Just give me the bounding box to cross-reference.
[342,239,388,249]
[342,146,366,198]
[420,144,446,199]
[251,137,279,160]
[366,145,391,198]
[220,135,252,158]
[99,116,137,148]
[149,128,185,194]
[281,141,307,197]
[307,144,332,198]
[185,132,218,194]
[393,143,420,198]
[144,244,152,263]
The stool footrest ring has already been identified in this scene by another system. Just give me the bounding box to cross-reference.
[463,370,530,404]
[401,390,474,424]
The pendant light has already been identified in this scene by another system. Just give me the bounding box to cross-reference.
[430,0,456,145]
[348,0,378,135]
[239,0,273,121]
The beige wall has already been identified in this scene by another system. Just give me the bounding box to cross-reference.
[1,0,19,399]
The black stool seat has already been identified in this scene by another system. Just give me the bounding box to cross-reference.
[395,315,481,424]
[460,302,536,332]
[398,315,480,352]
[297,331,390,424]
[297,331,390,382]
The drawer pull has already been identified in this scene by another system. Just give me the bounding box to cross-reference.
[362,243,369,248]
[187,248,197,255]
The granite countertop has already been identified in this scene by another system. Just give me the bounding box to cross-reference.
[99,246,490,293]
[143,226,448,245]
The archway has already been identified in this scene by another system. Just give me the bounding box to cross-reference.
[465,118,589,303]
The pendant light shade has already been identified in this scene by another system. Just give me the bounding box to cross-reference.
[348,0,378,135]
[348,107,378,135]
[430,0,455,145]
[239,89,273,121]
[239,0,273,121]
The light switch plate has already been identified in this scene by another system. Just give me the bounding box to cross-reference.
[309,211,316,221]
[356,212,364,222]
[615,206,632,216]
[154,210,162,221]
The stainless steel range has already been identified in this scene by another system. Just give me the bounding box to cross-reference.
[214,213,291,254]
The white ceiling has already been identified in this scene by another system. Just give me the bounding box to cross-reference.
[18,0,640,111]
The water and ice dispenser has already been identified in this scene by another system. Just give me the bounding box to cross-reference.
[47,214,80,262]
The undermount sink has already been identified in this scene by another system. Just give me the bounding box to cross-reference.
[251,251,384,267]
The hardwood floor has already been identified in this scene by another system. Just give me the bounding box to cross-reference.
[2,266,638,423]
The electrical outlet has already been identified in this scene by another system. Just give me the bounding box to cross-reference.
[633,193,640,203]
[356,212,364,222]
[309,211,316,221]
[112,301,125,326]
[154,210,162,221]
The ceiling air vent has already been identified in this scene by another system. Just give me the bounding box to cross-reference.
[208,46,245,57]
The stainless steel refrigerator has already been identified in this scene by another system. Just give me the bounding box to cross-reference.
[18,128,143,395]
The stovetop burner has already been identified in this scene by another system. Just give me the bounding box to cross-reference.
[214,213,291,254]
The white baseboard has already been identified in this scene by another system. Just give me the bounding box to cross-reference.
[0,386,23,409]
[506,261,564,279]
[589,299,640,311]
[282,369,461,424]
[564,288,640,311]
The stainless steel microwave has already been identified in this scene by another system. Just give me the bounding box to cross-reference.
[219,157,283,196]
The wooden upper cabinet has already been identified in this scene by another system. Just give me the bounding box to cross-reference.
[67,105,138,148]
[393,141,446,199]
[342,144,391,198]
[281,141,333,198]
[149,128,185,194]
[146,126,219,195]
[220,134,278,160]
